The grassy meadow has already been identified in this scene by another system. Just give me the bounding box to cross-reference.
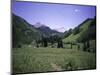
[12,47,96,74]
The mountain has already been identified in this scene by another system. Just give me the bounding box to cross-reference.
[12,14,62,48]
[12,14,42,48]
[63,17,96,43]
[33,22,44,28]
[33,22,63,36]
[37,25,62,36]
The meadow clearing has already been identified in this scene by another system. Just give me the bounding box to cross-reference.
[12,47,96,74]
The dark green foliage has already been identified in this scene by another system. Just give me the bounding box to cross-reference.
[88,17,96,40]
[64,29,72,38]
[77,44,80,50]
[49,35,55,45]
[42,36,48,47]
[83,42,87,51]
[17,44,22,48]
[73,27,80,35]
[35,40,39,48]
[57,40,63,48]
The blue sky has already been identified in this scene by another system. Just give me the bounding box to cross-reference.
[12,1,96,32]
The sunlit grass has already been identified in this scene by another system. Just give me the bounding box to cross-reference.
[12,47,96,74]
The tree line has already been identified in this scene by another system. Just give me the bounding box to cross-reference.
[35,34,63,48]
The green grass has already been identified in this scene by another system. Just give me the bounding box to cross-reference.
[12,47,96,74]
[63,20,92,43]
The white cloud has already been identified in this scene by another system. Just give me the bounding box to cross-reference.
[74,9,80,12]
